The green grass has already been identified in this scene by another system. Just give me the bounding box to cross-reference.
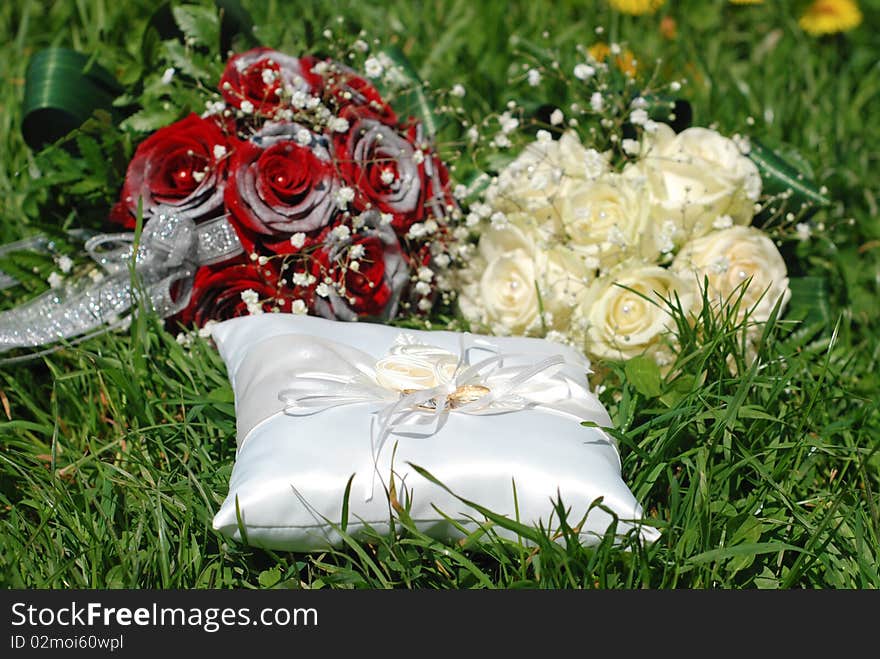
[0,0,878,588]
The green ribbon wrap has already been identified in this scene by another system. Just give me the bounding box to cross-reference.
[747,139,831,215]
[22,48,122,151]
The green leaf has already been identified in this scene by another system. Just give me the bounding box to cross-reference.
[172,5,220,50]
[659,373,696,408]
[121,106,182,133]
[339,474,355,534]
[162,39,220,82]
[624,355,662,398]
[258,566,281,588]
[407,462,547,545]
[687,542,804,566]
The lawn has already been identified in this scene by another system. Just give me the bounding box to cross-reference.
[0,0,878,588]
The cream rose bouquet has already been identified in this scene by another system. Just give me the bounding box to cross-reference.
[453,40,829,369]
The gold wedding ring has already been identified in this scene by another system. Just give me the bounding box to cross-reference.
[401,384,490,411]
[447,384,491,408]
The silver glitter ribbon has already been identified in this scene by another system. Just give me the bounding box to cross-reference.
[0,209,243,357]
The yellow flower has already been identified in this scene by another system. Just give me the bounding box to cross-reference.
[799,0,863,36]
[607,0,665,15]
[588,42,639,78]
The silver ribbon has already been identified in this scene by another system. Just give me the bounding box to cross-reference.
[0,209,243,357]
[276,333,596,500]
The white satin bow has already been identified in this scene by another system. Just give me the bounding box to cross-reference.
[275,333,601,500]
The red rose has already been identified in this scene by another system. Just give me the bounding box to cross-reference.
[219,48,312,115]
[310,211,409,320]
[225,122,339,244]
[333,117,430,235]
[110,114,233,229]
[409,122,458,230]
[173,260,305,328]
[301,57,396,125]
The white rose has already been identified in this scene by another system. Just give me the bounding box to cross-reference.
[625,124,762,247]
[477,248,541,335]
[486,131,609,230]
[671,226,790,323]
[457,219,591,336]
[557,131,609,180]
[535,244,591,329]
[558,174,658,271]
[575,264,698,363]
[477,214,536,261]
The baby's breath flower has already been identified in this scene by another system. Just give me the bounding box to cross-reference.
[331,225,352,240]
[295,129,312,146]
[573,63,595,80]
[290,232,306,249]
[489,211,509,228]
[407,223,427,239]
[629,108,649,126]
[292,272,314,286]
[364,56,383,78]
[550,108,564,125]
[198,320,218,339]
[499,111,519,134]
[622,138,640,156]
[335,187,356,208]
[450,83,466,97]
[56,255,73,274]
[492,134,512,149]
[47,272,64,289]
[329,117,350,133]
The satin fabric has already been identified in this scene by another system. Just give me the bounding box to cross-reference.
[211,314,660,550]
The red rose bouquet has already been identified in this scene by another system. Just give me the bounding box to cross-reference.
[110,47,457,328]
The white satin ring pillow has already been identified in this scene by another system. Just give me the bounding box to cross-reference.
[210,314,659,551]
